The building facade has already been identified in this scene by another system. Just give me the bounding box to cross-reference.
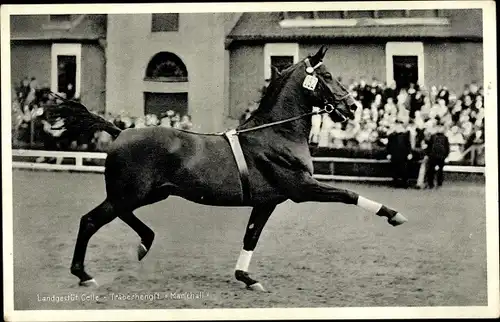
[105,13,241,132]
[10,14,107,113]
[11,9,483,132]
[226,9,483,119]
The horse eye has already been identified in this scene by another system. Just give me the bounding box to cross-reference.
[323,73,333,81]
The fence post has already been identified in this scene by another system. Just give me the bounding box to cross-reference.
[329,161,335,176]
[29,119,35,148]
[75,156,83,167]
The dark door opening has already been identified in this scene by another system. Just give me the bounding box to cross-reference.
[144,92,188,117]
[270,56,294,74]
[393,55,418,90]
[57,55,77,99]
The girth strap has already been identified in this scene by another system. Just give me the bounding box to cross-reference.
[224,129,251,203]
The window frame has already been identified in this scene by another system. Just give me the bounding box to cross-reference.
[263,43,299,80]
[385,42,425,88]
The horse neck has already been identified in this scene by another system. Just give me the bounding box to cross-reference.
[239,85,312,143]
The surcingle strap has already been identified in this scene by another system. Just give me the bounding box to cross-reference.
[224,129,251,204]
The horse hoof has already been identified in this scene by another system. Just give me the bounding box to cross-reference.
[79,278,98,287]
[388,213,408,226]
[247,282,266,292]
[137,243,149,261]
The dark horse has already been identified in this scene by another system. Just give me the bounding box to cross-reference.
[50,47,407,292]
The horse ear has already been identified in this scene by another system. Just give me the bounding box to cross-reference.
[312,46,328,62]
[271,66,281,82]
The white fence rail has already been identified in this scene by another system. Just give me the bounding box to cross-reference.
[12,150,107,173]
[12,149,485,180]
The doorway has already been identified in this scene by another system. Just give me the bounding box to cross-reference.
[144,92,188,117]
[393,55,418,90]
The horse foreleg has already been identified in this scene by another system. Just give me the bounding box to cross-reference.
[234,203,276,292]
[119,184,172,260]
[119,213,155,261]
[293,175,407,226]
[70,199,118,286]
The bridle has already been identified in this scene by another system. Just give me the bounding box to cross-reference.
[236,58,354,135]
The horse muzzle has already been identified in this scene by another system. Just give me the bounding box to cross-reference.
[326,102,355,123]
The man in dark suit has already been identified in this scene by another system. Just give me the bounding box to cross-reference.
[382,81,398,105]
[426,126,450,188]
[386,121,413,188]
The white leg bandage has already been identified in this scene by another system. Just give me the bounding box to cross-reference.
[357,196,382,213]
[235,249,253,272]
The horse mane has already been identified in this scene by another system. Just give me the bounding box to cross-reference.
[237,61,304,129]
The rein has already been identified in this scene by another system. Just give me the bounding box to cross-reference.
[236,104,337,134]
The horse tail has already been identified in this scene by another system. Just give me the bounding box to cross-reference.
[46,96,122,140]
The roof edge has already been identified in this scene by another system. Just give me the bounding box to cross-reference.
[226,34,483,44]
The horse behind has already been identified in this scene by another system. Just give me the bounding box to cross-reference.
[49,46,407,292]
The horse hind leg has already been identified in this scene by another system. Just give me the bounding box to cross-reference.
[119,183,173,261]
[70,199,118,286]
[119,213,155,261]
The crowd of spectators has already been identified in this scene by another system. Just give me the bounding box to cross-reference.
[11,77,193,154]
[308,78,485,163]
[12,75,485,167]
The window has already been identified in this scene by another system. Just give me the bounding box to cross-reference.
[49,14,71,23]
[51,44,81,99]
[392,56,419,90]
[286,11,314,20]
[144,92,188,117]
[407,10,439,18]
[279,10,447,26]
[316,11,343,19]
[151,13,179,32]
[263,43,299,80]
[145,52,188,82]
[345,10,374,19]
[385,42,424,88]
[377,10,406,18]
[270,56,294,74]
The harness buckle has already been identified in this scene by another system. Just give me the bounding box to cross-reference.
[324,104,335,113]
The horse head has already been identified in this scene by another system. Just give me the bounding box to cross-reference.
[298,46,359,122]
[239,46,359,136]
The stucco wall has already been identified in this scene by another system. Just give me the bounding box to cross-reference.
[228,42,387,119]
[424,42,483,94]
[228,44,264,119]
[106,13,238,132]
[81,44,106,113]
[300,43,387,85]
[228,41,484,118]
[11,41,105,113]
[11,42,52,88]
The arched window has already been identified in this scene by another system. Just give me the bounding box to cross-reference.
[145,52,188,82]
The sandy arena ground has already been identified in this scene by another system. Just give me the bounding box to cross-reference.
[11,170,487,310]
